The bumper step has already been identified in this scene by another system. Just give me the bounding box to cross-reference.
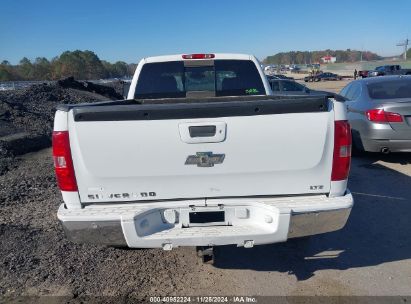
[58,192,353,248]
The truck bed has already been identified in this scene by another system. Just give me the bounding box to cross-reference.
[56,93,343,111]
[58,96,330,122]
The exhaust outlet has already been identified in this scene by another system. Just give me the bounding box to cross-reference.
[381,147,390,154]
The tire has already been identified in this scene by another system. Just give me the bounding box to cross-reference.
[351,130,365,156]
[351,143,364,156]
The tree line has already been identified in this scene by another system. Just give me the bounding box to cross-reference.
[263,49,383,65]
[0,50,136,81]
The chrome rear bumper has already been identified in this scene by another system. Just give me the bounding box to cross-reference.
[58,192,353,248]
[288,208,351,238]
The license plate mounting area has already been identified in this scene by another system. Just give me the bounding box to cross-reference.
[188,210,226,227]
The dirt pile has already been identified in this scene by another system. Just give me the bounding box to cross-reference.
[57,77,124,100]
[0,81,115,174]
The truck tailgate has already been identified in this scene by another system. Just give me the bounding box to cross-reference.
[66,97,334,203]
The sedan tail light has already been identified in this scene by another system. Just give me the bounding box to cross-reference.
[331,120,352,181]
[366,109,403,123]
[52,131,78,191]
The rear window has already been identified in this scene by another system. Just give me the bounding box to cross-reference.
[345,82,361,100]
[367,79,411,99]
[134,60,265,99]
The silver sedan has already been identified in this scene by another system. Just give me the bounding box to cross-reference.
[339,75,411,153]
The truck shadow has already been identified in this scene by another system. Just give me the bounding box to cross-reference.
[213,153,411,281]
[356,151,411,165]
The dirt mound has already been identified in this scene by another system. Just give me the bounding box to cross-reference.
[0,82,114,174]
[99,80,128,97]
[57,77,123,100]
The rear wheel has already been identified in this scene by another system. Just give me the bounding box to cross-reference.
[351,130,365,156]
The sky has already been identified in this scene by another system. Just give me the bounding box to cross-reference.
[0,0,410,64]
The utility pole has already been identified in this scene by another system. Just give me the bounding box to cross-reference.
[397,38,409,60]
[360,44,364,62]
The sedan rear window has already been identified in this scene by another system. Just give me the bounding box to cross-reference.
[270,81,280,91]
[368,79,411,99]
[134,60,265,99]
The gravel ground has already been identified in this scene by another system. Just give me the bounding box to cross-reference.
[298,78,351,94]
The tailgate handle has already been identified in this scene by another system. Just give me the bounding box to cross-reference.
[189,125,216,138]
[179,122,226,144]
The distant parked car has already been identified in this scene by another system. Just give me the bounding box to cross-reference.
[264,65,277,73]
[339,75,411,153]
[368,65,411,77]
[274,74,294,80]
[358,70,369,78]
[304,72,342,82]
[289,66,301,73]
[266,74,294,81]
[269,79,331,96]
[306,64,320,69]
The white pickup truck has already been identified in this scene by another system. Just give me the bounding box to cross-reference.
[54,53,353,260]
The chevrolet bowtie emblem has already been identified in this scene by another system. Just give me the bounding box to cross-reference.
[185,152,225,167]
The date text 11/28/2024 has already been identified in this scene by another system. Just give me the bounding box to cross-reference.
[149,296,257,303]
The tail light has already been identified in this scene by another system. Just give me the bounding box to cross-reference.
[366,109,403,123]
[52,131,78,191]
[331,120,351,181]
[182,54,215,59]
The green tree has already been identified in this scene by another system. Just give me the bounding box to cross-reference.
[53,50,106,79]
[18,57,34,79]
[263,49,382,64]
[33,57,51,80]
[0,50,135,81]
[0,65,13,81]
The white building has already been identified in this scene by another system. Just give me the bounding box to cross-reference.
[320,56,337,63]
